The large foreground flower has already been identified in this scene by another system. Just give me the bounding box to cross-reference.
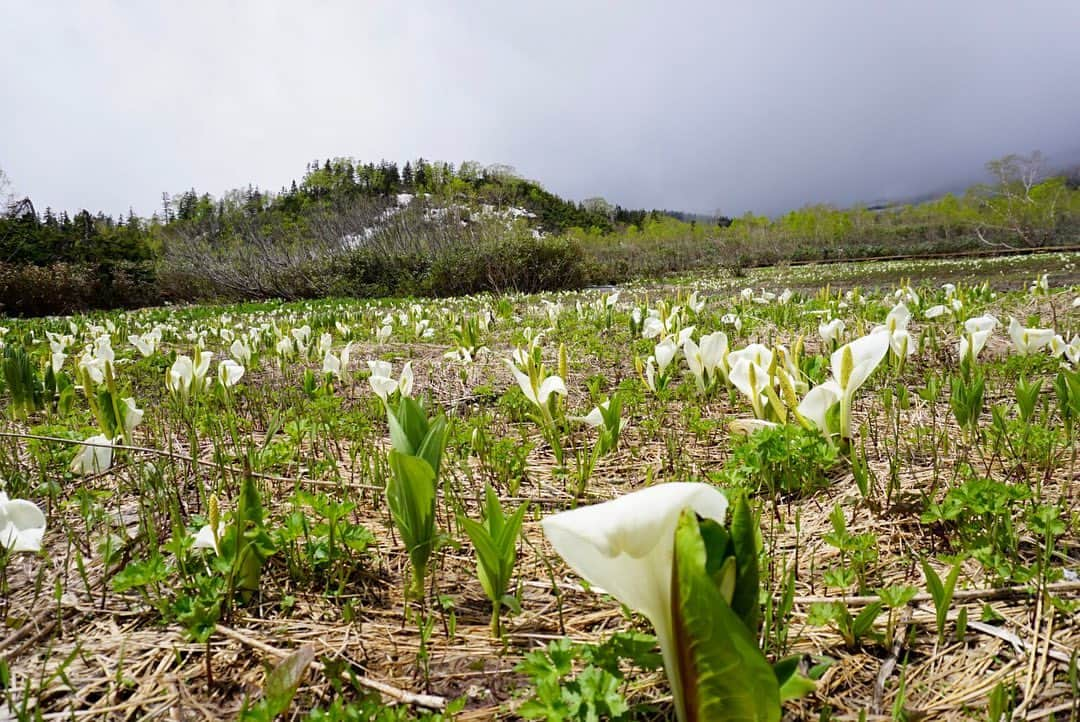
[0,492,47,552]
[542,482,729,722]
[218,359,245,388]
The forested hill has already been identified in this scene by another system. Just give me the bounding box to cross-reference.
[165,158,678,236]
[2,157,699,270]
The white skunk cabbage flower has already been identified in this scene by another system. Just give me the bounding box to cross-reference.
[368,360,414,400]
[291,325,312,352]
[654,338,678,373]
[541,482,729,722]
[686,291,705,313]
[167,352,210,396]
[218,359,245,388]
[71,434,114,475]
[167,355,195,396]
[728,344,774,415]
[924,305,948,319]
[720,313,743,332]
[122,398,144,436]
[675,326,696,349]
[321,342,353,379]
[819,318,845,348]
[959,315,998,362]
[875,303,914,358]
[642,315,666,340]
[192,522,225,554]
[729,358,770,413]
[797,380,843,432]
[505,360,566,407]
[0,492,47,553]
[1030,274,1049,296]
[129,334,157,357]
[831,333,890,440]
[230,338,252,366]
[276,336,295,358]
[1062,336,1080,366]
[1007,317,1055,355]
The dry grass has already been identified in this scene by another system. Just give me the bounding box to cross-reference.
[1,288,1078,721]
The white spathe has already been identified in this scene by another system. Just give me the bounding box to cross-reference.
[798,380,842,432]
[368,359,414,400]
[122,398,144,436]
[959,315,999,361]
[830,332,890,438]
[1008,317,1055,355]
[192,521,226,554]
[654,338,678,372]
[506,361,566,407]
[71,434,114,475]
[819,318,845,347]
[218,360,245,387]
[541,482,729,722]
[0,491,47,553]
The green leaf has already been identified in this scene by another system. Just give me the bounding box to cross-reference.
[773,656,815,702]
[387,403,414,456]
[461,516,503,601]
[728,492,761,631]
[852,601,882,638]
[386,450,437,578]
[697,518,731,578]
[672,509,780,722]
[262,645,314,718]
[416,415,448,476]
[498,500,529,567]
[233,476,273,602]
[921,559,943,608]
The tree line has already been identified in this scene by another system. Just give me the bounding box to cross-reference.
[2,152,1078,315]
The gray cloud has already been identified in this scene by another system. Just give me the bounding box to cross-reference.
[2,0,1079,218]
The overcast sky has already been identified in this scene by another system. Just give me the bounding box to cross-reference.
[3,1,1079,218]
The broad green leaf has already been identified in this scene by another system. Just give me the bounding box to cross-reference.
[416,415,447,476]
[387,450,437,574]
[262,645,314,717]
[772,655,814,702]
[387,404,414,456]
[922,560,944,607]
[672,509,780,722]
[728,493,760,631]
[234,476,273,601]
[498,501,529,567]
[697,518,730,578]
[853,601,882,637]
[485,483,505,540]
